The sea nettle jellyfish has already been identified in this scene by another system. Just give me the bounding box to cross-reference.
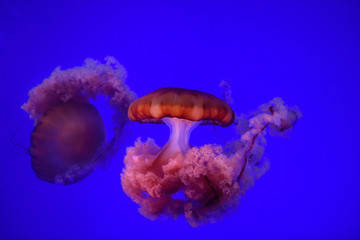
[121,87,302,227]
[22,57,135,185]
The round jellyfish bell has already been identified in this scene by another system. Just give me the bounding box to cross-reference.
[127,87,235,177]
[22,57,135,184]
[29,102,105,184]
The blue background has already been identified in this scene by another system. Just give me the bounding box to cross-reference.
[1,0,359,239]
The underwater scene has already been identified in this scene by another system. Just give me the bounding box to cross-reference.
[1,1,359,239]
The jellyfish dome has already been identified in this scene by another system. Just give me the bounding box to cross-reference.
[121,87,302,227]
[22,57,136,185]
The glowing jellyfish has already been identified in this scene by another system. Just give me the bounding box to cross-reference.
[121,87,302,227]
[22,57,135,184]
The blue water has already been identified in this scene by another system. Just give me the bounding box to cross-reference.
[1,1,359,239]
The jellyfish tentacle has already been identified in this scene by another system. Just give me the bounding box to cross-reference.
[236,100,302,182]
[121,90,301,227]
[236,123,269,182]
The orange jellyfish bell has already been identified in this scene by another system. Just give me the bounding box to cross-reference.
[128,87,235,127]
[127,87,235,177]
[30,101,105,184]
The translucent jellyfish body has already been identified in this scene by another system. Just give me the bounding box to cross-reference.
[121,88,301,227]
[22,57,136,184]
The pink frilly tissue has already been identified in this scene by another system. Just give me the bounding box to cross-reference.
[121,97,302,227]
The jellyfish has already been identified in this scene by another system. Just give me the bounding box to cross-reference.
[121,87,302,227]
[22,57,136,184]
